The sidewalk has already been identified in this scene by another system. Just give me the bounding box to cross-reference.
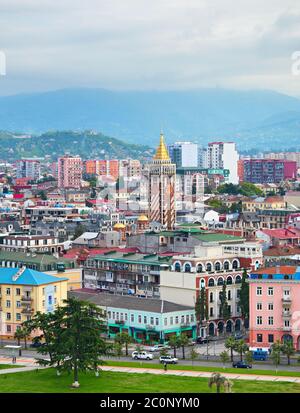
[100,365,300,384]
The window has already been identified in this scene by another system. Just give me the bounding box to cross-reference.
[257,303,262,310]
[256,316,262,325]
[155,318,159,326]
[54,286,57,293]
[226,276,232,285]
[268,287,273,296]
[42,300,45,307]
[150,317,154,325]
[268,317,273,325]
[175,316,179,324]
[16,301,21,308]
[215,262,221,271]
[268,303,273,311]
[174,262,181,272]
[184,263,191,273]
[6,312,11,320]
[210,292,213,303]
[235,275,241,284]
[210,307,213,317]
[16,313,21,321]
[268,334,274,343]
[257,334,263,343]
[16,288,21,295]
[6,300,11,308]
[227,290,231,301]
[284,320,290,327]
[191,314,194,322]
[131,314,134,323]
[170,317,173,325]
[6,288,10,295]
[206,263,212,272]
[6,325,11,333]
[208,278,215,287]
[217,277,224,286]
[197,264,203,273]
[256,287,262,295]
[164,318,167,326]
[138,315,142,323]
[224,261,230,270]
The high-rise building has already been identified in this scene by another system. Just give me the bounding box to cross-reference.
[16,159,41,181]
[85,160,119,179]
[168,142,199,168]
[58,155,82,189]
[206,142,239,184]
[238,159,297,184]
[148,134,176,230]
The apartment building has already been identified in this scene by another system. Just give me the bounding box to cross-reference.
[58,155,82,189]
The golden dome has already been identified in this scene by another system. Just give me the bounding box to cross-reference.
[153,133,170,161]
[137,214,149,222]
[113,223,126,229]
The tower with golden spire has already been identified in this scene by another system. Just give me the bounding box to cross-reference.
[147,133,176,230]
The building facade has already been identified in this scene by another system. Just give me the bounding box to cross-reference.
[168,142,199,168]
[206,142,239,185]
[238,159,297,184]
[58,155,82,189]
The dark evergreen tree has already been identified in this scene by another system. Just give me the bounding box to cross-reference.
[240,269,249,324]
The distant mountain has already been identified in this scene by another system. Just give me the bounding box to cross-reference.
[0,88,300,151]
[0,130,153,162]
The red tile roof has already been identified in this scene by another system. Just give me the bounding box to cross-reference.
[254,266,297,275]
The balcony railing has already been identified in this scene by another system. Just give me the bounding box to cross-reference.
[282,325,291,331]
[21,307,34,314]
[282,311,291,318]
[21,296,33,302]
[282,296,292,303]
[146,324,158,331]
[115,320,125,325]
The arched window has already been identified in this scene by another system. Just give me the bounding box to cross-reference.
[226,276,233,285]
[217,277,224,286]
[208,278,215,287]
[232,260,239,270]
[215,262,221,271]
[209,292,214,303]
[223,261,230,271]
[235,275,242,284]
[206,262,212,272]
[197,264,203,273]
[174,262,181,272]
[284,275,289,280]
[184,263,191,273]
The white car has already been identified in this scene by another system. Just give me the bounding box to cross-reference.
[131,351,153,360]
[159,355,178,364]
[148,344,170,352]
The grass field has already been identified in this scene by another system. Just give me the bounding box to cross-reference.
[0,368,300,393]
[0,364,23,370]
[106,360,300,377]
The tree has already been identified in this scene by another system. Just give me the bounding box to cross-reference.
[14,329,24,356]
[208,372,233,393]
[225,337,236,362]
[114,332,133,357]
[114,342,123,359]
[159,347,169,357]
[235,339,248,362]
[190,348,198,365]
[271,348,281,373]
[239,269,249,326]
[220,351,230,369]
[219,284,231,323]
[178,334,190,360]
[195,287,208,335]
[72,224,87,241]
[245,351,253,366]
[282,340,295,365]
[25,298,107,388]
[38,190,47,200]
[168,335,180,358]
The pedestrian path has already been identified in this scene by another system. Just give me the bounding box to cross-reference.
[100,365,300,384]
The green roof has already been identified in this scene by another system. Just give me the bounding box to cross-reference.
[0,251,75,265]
[92,251,172,266]
[192,233,243,242]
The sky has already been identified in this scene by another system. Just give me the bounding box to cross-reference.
[0,0,300,96]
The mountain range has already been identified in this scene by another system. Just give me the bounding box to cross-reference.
[0,88,300,152]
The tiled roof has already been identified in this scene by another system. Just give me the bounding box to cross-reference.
[253,266,297,275]
[0,267,68,285]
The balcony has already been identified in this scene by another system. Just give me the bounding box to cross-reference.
[180,323,191,328]
[21,296,33,302]
[115,320,125,325]
[146,324,158,331]
[282,325,291,332]
[21,307,34,314]
[282,311,291,318]
[282,296,291,304]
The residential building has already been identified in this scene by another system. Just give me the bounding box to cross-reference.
[238,159,297,184]
[206,142,239,184]
[0,234,64,254]
[168,142,199,168]
[16,159,41,181]
[249,266,300,351]
[0,266,68,338]
[58,155,82,189]
[69,290,197,343]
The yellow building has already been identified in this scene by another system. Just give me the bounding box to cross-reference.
[0,266,68,339]
[47,268,82,291]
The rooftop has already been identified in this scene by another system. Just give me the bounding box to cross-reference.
[68,290,194,313]
[0,267,68,286]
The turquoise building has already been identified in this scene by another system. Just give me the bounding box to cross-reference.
[69,290,197,344]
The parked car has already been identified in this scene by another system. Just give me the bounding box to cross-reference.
[131,351,153,360]
[252,350,268,361]
[196,337,210,345]
[159,355,178,364]
[29,341,43,348]
[234,332,244,340]
[148,344,170,352]
[232,361,252,369]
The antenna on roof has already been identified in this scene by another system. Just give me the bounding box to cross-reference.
[12,266,26,282]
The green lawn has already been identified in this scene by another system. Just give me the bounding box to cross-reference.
[0,364,23,370]
[106,360,300,377]
[0,368,299,393]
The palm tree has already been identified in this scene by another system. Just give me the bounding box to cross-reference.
[179,334,190,360]
[208,372,233,393]
[190,348,198,366]
[235,339,248,362]
[115,332,133,357]
[14,329,23,356]
[220,351,230,369]
[282,341,295,365]
[168,335,180,358]
[225,337,236,362]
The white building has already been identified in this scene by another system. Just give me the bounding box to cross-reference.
[168,142,199,168]
[206,142,239,184]
[16,159,41,181]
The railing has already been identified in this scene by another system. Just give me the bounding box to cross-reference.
[115,320,125,325]
[146,324,158,331]
[21,296,32,302]
[282,325,291,331]
[21,307,34,314]
[282,311,291,317]
[282,296,292,303]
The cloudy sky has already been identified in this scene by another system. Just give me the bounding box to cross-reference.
[0,0,300,96]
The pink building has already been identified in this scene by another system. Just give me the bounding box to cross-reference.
[58,155,82,189]
[249,266,300,350]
